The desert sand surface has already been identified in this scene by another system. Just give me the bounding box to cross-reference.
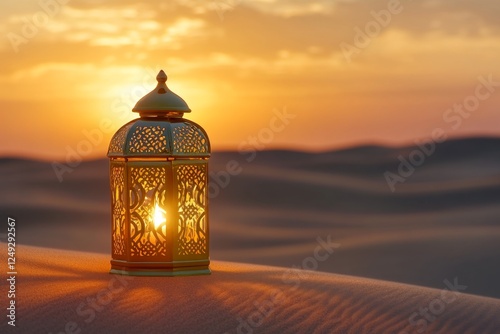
[1,244,500,334]
[2,137,500,299]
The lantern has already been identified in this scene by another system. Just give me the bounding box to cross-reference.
[107,70,211,276]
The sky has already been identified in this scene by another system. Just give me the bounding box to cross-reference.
[1,0,500,160]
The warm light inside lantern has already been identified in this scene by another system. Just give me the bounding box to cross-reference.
[152,203,166,229]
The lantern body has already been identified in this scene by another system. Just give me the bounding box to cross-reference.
[107,71,210,276]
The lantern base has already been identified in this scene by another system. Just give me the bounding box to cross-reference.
[109,259,211,276]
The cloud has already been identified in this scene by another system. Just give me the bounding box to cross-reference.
[2,0,500,62]
[1,0,499,92]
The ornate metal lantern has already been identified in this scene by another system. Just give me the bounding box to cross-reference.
[107,70,210,276]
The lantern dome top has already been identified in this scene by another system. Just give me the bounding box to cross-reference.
[132,70,191,116]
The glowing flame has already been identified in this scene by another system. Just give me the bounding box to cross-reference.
[152,203,166,229]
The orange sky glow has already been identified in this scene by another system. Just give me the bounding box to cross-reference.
[1,0,500,160]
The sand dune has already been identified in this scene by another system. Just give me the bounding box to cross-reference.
[1,245,500,334]
[2,137,500,299]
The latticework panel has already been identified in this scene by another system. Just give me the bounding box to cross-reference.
[175,163,208,256]
[111,165,126,257]
[108,123,132,155]
[128,125,168,154]
[129,166,168,258]
[172,123,209,154]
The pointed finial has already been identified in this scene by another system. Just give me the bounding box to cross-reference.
[132,68,191,115]
[157,70,167,83]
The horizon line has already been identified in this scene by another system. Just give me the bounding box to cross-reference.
[1,134,500,163]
